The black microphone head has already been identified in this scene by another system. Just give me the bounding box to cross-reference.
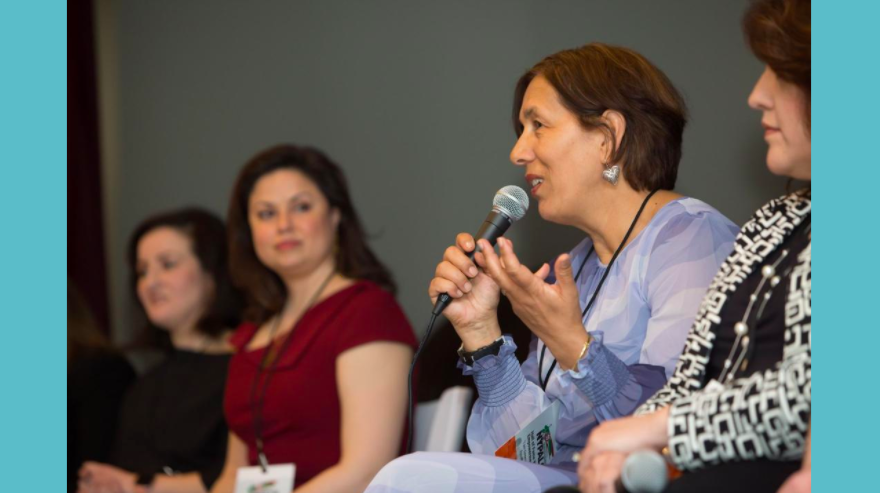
[618,450,668,493]
[493,185,529,221]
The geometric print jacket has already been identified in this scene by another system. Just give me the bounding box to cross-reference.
[636,192,811,471]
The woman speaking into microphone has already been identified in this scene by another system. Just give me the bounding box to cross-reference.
[367,43,738,491]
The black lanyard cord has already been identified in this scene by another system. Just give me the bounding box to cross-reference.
[249,316,295,471]
[249,270,336,470]
[538,189,658,391]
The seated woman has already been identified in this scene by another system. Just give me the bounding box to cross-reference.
[577,1,811,492]
[68,279,135,493]
[208,145,417,493]
[366,43,738,492]
[78,208,243,493]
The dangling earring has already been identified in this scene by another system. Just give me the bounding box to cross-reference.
[602,162,621,185]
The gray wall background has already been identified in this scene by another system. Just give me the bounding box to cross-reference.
[96,0,784,342]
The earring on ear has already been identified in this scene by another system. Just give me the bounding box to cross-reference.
[602,162,621,185]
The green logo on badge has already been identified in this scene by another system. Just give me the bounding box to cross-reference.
[247,480,278,493]
[535,425,555,463]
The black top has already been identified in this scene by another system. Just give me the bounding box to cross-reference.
[705,214,811,382]
[110,349,230,489]
[68,351,136,493]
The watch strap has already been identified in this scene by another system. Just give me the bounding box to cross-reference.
[458,336,505,365]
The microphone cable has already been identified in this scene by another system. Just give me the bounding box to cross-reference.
[406,312,439,453]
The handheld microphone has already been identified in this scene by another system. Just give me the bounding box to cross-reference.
[408,185,529,453]
[614,450,669,493]
[539,451,668,493]
[431,185,529,316]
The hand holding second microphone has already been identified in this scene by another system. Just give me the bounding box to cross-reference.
[578,409,671,493]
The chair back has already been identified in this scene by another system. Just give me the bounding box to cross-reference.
[414,386,473,452]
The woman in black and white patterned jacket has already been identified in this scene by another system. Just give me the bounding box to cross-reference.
[575,1,811,492]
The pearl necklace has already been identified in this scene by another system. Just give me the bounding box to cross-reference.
[717,249,789,384]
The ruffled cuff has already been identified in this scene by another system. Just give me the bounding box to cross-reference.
[557,331,634,408]
[458,335,527,407]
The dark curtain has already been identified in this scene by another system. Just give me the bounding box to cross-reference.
[69,0,110,334]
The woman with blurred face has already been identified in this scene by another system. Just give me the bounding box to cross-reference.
[136,228,217,343]
[79,208,242,493]
[208,145,416,493]
[578,1,811,492]
[366,43,738,492]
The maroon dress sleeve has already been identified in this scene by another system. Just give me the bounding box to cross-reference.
[332,283,417,356]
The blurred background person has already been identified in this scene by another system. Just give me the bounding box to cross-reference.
[68,279,136,493]
[367,43,738,492]
[79,208,243,493]
[578,1,811,492]
[208,144,416,493]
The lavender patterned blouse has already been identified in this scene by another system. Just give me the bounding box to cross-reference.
[461,197,739,467]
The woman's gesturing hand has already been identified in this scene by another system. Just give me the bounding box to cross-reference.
[479,237,586,369]
[428,233,502,350]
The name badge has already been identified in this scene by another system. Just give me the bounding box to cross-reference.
[495,400,561,465]
[234,464,295,493]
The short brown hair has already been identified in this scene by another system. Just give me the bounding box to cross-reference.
[513,43,687,192]
[744,0,811,125]
[227,144,396,325]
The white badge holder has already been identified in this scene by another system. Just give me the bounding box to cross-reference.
[495,400,561,465]
[234,463,295,493]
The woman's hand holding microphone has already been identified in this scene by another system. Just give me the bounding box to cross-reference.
[429,233,587,369]
[429,233,503,351]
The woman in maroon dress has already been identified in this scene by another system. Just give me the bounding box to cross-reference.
[212,144,417,493]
